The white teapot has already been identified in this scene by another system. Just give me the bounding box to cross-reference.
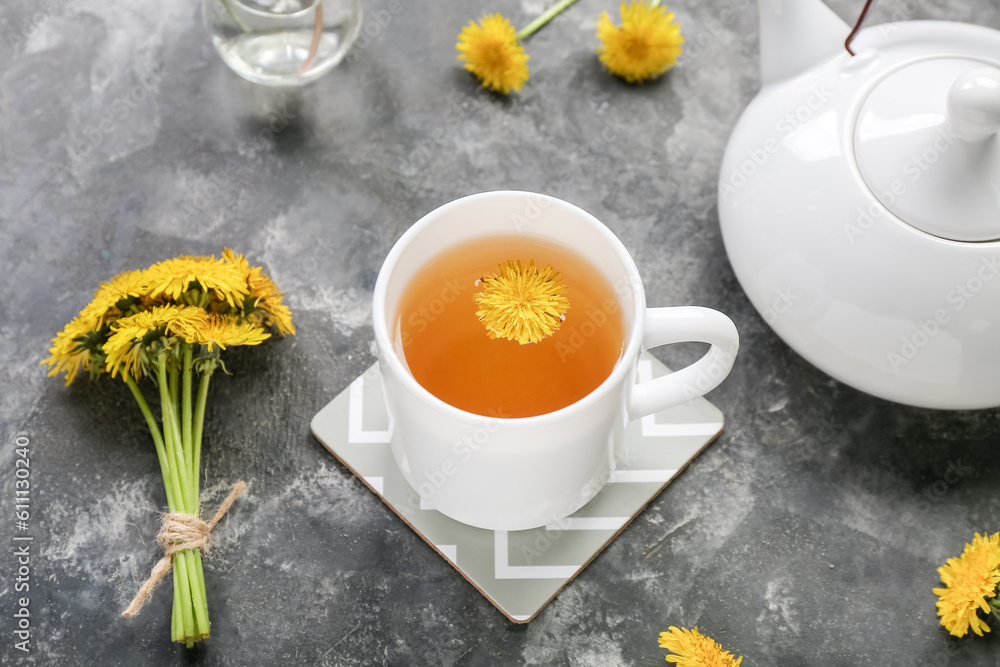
[718,0,1000,409]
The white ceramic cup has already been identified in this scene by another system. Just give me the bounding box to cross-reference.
[373,191,739,531]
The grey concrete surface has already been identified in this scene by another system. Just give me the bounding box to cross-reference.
[2,0,999,665]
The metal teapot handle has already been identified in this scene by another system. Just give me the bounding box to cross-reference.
[845,0,876,55]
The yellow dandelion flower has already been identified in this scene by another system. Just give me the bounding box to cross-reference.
[79,269,149,326]
[104,306,211,379]
[475,260,569,344]
[222,249,296,336]
[597,1,684,83]
[933,532,1000,637]
[221,248,250,274]
[247,272,296,336]
[41,314,103,385]
[105,341,147,383]
[456,14,530,94]
[659,627,742,666]
[221,247,250,274]
[144,255,248,308]
[188,314,271,351]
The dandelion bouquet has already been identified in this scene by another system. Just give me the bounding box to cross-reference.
[42,250,294,646]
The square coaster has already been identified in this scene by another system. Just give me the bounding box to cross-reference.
[310,353,724,623]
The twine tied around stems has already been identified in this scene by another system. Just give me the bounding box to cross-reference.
[122,481,247,618]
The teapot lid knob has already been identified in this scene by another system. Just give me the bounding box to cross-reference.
[854,59,1000,243]
[948,66,1000,141]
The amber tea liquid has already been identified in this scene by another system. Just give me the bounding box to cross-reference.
[396,235,626,418]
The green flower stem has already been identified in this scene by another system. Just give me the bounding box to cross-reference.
[172,585,181,642]
[173,552,196,647]
[164,353,214,644]
[154,356,198,644]
[192,551,210,639]
[189,369,213,641]
[193,372,211,505]
[157,359,192,511]
[182,346,194,506]
[168,361,179,423]
[127,373,191,643]
[181,547,209,642]
[126,351,217,645]
[516,0,581,41]
[125,376,175,510]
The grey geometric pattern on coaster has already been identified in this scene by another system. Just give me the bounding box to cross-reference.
[310,353,724,623]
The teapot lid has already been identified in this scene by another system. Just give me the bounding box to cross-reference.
[854,59,1000,242]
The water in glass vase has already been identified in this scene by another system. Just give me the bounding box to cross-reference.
[204,0,362,86]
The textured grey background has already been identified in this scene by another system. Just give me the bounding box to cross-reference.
[2,0,999,665]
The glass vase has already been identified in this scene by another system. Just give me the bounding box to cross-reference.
[203,0,362,87]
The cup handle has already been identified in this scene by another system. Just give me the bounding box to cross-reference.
[628,307,739,419]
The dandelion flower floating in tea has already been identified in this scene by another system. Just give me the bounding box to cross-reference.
[597,0,684,83]
[933,532,1000,638]
[475,259,569,344]
[659,626,743,666]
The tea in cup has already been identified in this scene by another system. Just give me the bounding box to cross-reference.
[397,232,625,418]
[373,191,738,531]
